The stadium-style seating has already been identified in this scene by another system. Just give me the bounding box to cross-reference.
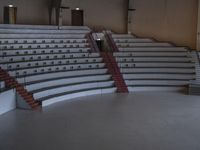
[0,25,116,108]
[110,33,195,91]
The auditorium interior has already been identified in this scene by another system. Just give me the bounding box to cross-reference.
[0,0,200,150]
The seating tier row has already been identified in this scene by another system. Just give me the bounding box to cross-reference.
[0,43,89,50]
[0,48,91,56]
[0,38,88,44]
[0,53,99,63]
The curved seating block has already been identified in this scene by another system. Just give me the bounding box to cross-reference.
[41,87,117,107]
[0,29,90,34]
[8,63,105,77]
[0,43,89,50]
[114,38,154,43]
[0,38,88,44]
[120,68,195,74]
[0,89,16,115]
[128,86,186,92]
[116,43,172,47]
[126,80,190,86]
[114,52,188,57]
[0,48,91,56]
[112,34,135,39]
[1,58,103,70]
[34,81,114,100]
[118,62,194,68]
[26,75,111,92]
[118,47,188,52]
[115,57,192,63]
[17,69,108,83]
[1,53,100,63]
[0,34,86,39]
[123,74,195,80]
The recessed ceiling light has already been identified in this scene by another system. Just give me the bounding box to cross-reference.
[8,5,14,7]
[75,7,80,10]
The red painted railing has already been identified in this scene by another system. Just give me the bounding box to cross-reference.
[101,52,128,93]
[0,67,41,110]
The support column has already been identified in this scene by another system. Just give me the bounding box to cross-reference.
[197,0,200,50]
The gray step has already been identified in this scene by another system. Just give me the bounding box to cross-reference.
[0,24,90,30]
[126,80,190,86]
[128,86,186,92]
[120,68,195,74]
[0,38,88,44]
[0,47,91,56]
[34,81,114,100]
[118,47,188,52]
[0,53,100,63]
[114,52,188,57]
[17,69,108,84]
[0,34,86,39]
[112,34,135,39]
[115,57,192,62]
[118,62,195,68]
[0,29,89,34]
[0,43,89,50]
[41,87,117,107]
[114,38,154,43]
[26,75,111,92]
[1,58,103,70]
[116,43,172,47]
[123,74,195,80]
[8,63,105,77]
[189,82,200,95]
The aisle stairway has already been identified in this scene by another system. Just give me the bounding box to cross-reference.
[0,67,40,109]
[101,52,128,93]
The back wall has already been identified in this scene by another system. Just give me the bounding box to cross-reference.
[0,0,198,49]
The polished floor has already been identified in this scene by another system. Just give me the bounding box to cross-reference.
[0,92,200,150]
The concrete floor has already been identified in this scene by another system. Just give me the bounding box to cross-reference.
[0,92,200,150]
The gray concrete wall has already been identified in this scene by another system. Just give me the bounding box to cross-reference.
[0,0,198,48]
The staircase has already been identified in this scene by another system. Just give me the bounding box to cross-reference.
[101,52,128,93]
[0,67,41,109]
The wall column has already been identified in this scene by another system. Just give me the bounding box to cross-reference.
[197,0,200,50]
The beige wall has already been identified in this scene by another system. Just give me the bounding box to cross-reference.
[130,0,198,49]
[0,0,127,33]
[0,0,198,48]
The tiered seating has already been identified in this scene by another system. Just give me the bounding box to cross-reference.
[111,34,195,91]
[0,25,116,107]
